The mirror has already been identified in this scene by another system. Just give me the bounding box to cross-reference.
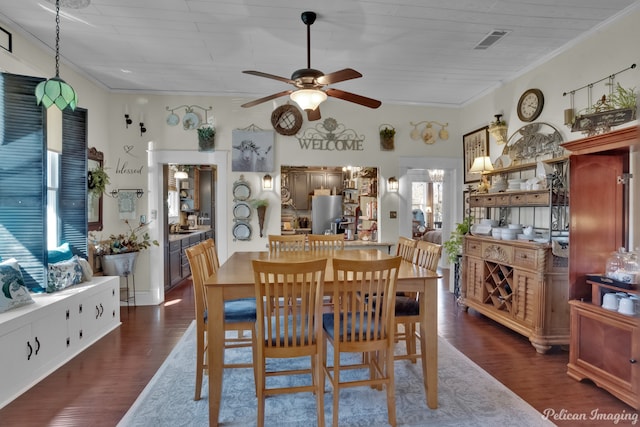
[88,147,104,231]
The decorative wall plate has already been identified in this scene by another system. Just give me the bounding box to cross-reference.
[183,112,200,130]
[232,181,251,201]
[232,222,252,241]
[166,113,179,126]
[233,201,251,220]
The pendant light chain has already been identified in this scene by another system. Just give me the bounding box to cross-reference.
[55,0,60,77]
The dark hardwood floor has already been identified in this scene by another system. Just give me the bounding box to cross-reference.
[1,271,636,427]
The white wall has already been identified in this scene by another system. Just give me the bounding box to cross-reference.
[1,6,639,304]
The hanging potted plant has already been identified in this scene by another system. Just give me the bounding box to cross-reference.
[251,199,269,237]
[197,122,216,152]
[379,124,396,150]
[87,166,110,197]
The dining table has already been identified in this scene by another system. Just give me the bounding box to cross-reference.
[203,249,441,426]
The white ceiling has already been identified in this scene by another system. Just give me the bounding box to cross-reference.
[0,0,638,107]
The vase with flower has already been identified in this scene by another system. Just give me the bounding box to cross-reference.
[90,220,159,276]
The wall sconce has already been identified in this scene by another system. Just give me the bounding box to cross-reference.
[469,156,494,193]
[409,120,449,144]
[139,113,146,136]
[262,174,273,190]
[488,114,508,145]
[388,176,399,192]
[124,105,132,128]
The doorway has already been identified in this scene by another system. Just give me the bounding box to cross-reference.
[147,148,229,305]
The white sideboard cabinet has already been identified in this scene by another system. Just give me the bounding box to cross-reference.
[0,276,120,409]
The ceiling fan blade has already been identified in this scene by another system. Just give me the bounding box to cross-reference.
[307,107,321,121]
[242,70,294,84]
[326,88,382,109]
[316,68,362,85]
[241,90,292,108]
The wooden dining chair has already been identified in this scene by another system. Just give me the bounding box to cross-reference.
[268,234,306,252]
[252,258,328,427]
[322,256,401,427]
[395,236,417,263]
[308,233,345,251]
[185,243,257,401]
[200,238,220,275]
[395,240,442,363]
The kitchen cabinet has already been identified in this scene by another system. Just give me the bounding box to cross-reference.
[291,172,310,210]
[562,127,640,407]
[0,277,120,409]
[168,240,182,290]
[461,236,570,353]
[166,230,210,291]
[289,170,344,211]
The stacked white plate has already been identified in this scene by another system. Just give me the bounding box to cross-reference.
[507,178,526,191]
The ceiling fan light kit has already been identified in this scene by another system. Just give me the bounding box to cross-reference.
[241,11,381,121]
[290,89,327,111]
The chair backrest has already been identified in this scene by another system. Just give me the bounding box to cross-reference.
[268,234,306,252]
[308,234,345,251]
[330,256,401,347]
[252,258,327,354]
[201,238,220,276]
[414,240,442,272]
[396,237,417,263]
[185,243,209,325]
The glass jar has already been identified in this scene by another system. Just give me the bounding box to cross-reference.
[605,248,626,279]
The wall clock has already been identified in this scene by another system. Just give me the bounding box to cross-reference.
[517,88,544,122]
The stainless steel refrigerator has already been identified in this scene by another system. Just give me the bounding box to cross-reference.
[311,195,342,235]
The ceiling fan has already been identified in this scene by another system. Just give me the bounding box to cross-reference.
[241,11,381,121]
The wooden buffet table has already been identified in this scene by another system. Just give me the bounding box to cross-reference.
[204,249,441,426]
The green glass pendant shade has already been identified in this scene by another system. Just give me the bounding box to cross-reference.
[35,76,77,111]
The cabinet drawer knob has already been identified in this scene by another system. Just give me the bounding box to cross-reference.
[631,359,637,364]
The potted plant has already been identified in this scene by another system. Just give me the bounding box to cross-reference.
[251,199,269,237]
[87,166,110,197]
[442,215,474,265]
[488,114,508,145]
[90,220,159,276]
[379,124,396,150]
[197,123,216,152]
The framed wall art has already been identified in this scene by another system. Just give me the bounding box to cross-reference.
[231,128,275,172]
[462,126,489,183]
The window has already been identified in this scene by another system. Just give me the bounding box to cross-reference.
[47,150,60,250]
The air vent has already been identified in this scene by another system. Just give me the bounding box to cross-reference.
[474,29,510,50]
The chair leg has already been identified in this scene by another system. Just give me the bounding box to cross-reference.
[385,348,397,427]
[332,344,340,427]
[256,345,266,427]
[407,322,417,363]
[314,351,325,427]
[194,327,205,401]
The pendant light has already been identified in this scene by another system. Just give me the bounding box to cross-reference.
[35,0,78,111]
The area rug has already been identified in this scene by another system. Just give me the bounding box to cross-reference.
[118,322,554,426]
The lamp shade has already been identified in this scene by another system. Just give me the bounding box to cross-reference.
[174,171,188,180]
[469,156,494,173]
[35,76,78,111]
[290,89,327,111]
